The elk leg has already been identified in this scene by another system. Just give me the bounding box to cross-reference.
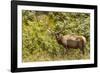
[63,48,66,55]
[63,45,67,55]
[80,48,84,55]
[80,42,85,55]
[78,41,84,55]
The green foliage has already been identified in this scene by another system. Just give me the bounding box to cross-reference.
[22,10,90,62]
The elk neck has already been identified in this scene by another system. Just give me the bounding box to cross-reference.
[55,33,63,45]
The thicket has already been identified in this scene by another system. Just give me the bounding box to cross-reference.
[22,10,90,62]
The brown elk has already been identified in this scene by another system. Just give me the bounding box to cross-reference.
[54,32,86,54]
[48,23,86,54]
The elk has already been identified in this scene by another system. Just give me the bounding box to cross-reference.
[54,32,86,54]
[48,23,86,54]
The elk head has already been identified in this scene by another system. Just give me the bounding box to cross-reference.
[48,21,66,45]
[54,32,63,45]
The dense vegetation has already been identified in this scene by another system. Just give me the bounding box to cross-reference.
[22,10,90,62]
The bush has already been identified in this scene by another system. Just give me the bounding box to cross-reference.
[22,10,90,62]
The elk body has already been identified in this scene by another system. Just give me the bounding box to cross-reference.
[55,33,86,54]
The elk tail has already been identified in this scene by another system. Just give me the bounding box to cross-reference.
[81,36,86,54]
